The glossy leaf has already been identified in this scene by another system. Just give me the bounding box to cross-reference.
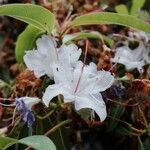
[71,12,150,33]
[0,4,55,32]
[15,25,43,63]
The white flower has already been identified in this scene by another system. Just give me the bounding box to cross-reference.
[58,44,81,68]
[111,42,149,71]
[24,35,81,79]
[128,31,150,43]
[24,35,58,78]
[43,61,114,121]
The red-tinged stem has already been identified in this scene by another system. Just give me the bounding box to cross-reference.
[0,97,15,102]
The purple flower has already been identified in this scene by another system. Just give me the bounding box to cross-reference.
[15,97,40,127]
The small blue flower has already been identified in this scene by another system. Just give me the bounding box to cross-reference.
[14,97,40,127]
[22,109,35,127]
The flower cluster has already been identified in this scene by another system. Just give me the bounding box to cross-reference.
[111,31,150,72]
[24,35,114,121]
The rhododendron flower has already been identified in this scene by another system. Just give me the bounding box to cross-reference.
[111,42,149,71]
[24,35,58,78]
[58,44,81,68]
[43,61,114,121]
[24,35,81,79]
[14,97,40,127]
[128,31,150,43]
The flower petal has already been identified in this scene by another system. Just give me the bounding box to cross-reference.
[111,41,149,71]
[17,97,40,110]
[24,35,58,78]
[36,35,57,56]
[58,44,81,67]
[93,71,114,93]
[42,84,64,107]
[74,93,107,121]
[79,71,114,95]
[24,50,48,78]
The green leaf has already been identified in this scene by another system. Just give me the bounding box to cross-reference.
[107,105,125,132]
[19,135,56,150]
[116,126,133,136]
[0,136,56,150]
[130,0,145,16]
[63,32,102,43]
[0,4,55,32]
[63,31,114,47]
[0,136,17,150]
[71,12,150,33]
[15,25,43,63]
[115,4,129,14]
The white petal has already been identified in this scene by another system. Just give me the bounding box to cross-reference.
[17,97,40,110]
[23,50,46,78]
[74,93,107,121]
[112,42,147,71]
[74,63,114,95]
[125,60,145,70]
[96,71,114,91]
[63,92,76,103]
[143,46,150,63]
[62,34,74,43]
[129,31,150,42]
[82,71,114,94]
[24,35,58,78]
[58,44,81,67]
[42,84,64,107]
[74,61,97,78]
[53,64,74,86]
[36,35,57,56]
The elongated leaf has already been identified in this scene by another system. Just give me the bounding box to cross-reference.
[15,25,43,63]
[0,137,17,150]
[130,0,145,16]
[65,31,114,46]
[107,105,125,132]
[0,4,55,32]
[63,32,102,43]
[0,136,56,150]
[138,137,144,150]
[115,4,129,14]
[116,126,133,136]
[63,31,114,46]
[71,12,150,33]
[19,135,56,150]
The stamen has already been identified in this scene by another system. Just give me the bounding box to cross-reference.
[74,40,88,93]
